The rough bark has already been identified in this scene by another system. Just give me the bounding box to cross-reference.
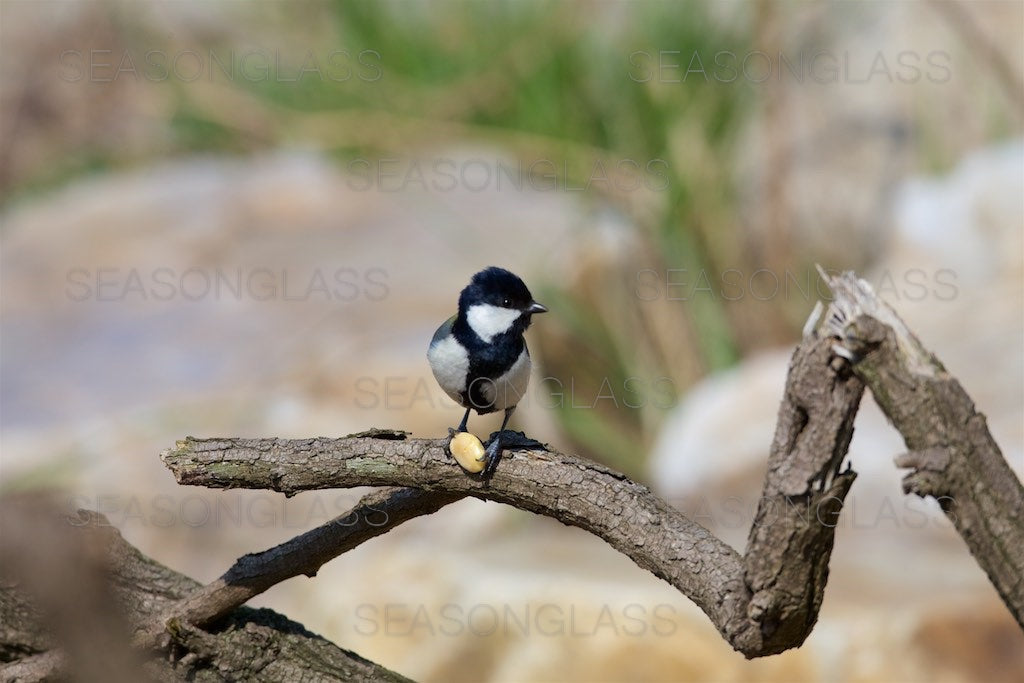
[739,329,863,652]
[823,270,1024,628]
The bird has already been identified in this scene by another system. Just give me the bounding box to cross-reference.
[427,267,547,477]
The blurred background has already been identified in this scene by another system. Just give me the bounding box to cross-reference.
[1,1,1022,681]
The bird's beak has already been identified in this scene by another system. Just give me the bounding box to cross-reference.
[525,301,548,315]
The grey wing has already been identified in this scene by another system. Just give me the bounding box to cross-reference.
[429,315,457,349]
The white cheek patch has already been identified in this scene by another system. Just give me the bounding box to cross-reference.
[466,304,521,343]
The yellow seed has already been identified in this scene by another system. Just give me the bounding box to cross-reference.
[450,432,486,473]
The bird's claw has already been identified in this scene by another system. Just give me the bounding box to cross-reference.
[481,436,503,479]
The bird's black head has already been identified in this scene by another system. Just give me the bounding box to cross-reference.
[461,267,533,310]
[457,267,547,340]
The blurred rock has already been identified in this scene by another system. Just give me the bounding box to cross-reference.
[736,1,1023,270]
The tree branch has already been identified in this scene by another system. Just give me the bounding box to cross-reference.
[137,486,461,647]
[823,269,1024,628]
[0,500,411,682]
[160,329,865,658]
[740,321,863,650]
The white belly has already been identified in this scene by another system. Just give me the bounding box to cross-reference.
[482,348,532,411]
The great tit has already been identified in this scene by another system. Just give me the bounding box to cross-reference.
[427,267,547,477]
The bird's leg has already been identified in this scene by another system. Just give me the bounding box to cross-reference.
[456,407,471,434]
[482,407,515,478]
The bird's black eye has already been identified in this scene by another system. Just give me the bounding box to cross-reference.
[502,298,511,307]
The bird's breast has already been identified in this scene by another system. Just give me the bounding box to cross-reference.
[482,347,532,411]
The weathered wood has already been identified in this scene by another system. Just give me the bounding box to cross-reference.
[824,269,1024,628]
[159,331,864,658]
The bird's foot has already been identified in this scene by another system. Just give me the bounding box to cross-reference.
[485,430,544,450]
[481,436,503,479]
[480,430,545,479]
